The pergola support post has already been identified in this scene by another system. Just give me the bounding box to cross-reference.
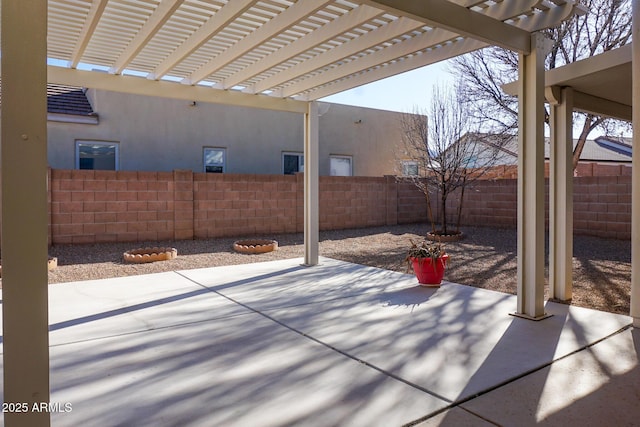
[631,0,640,328]
[548,86,574,302]
[1,0,51,425]
[304,101,319,266]
[514,33,551,320]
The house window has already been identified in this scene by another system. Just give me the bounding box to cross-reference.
[76,141,119,170]
[402,161,419,176]
[330,155,352,176]
[204,147,226,173]
[283,152,304,175]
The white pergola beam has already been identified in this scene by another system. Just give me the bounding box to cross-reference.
[69,0,108,68]
[546,43,631,87]
[304,37,486,100]
[548,86,574,302]
[304,101,319,266]
[48,65,308,114]
[110,0,186,75]
[282,27,458,97]
[251,16,423,95]
[1,0,51,425]
[220,4,384,90]
[503,85,633,122]
[362,0,531,53]
[631,1,640,328]
[150,0,258,80]
[515,32,551,320]
[185,0,333,85]
[289,0,567,99]
[573,91,632,121]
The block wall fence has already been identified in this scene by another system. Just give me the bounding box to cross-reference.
[47,168,631,245]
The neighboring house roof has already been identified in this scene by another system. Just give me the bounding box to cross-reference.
[470,134,632,166]
[544,137,632,164]
[0,82,97,123]
[593,136,632,158]
[459,133,519,168]
[46,84,95,117]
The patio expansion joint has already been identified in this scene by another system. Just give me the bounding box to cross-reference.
[175,270,455,405]
[403,323,635,426]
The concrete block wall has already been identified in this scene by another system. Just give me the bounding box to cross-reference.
[50,169,175,244]
[573,176,631,240]
[50,170,392,244]
[48,169,632,245]
[458,180,519,228]
[575,163,633,177]
[193,173,301,238]
[397,180,428,224]
[319,176,390,230]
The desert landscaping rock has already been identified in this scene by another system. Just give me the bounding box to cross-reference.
[46,224,631,316]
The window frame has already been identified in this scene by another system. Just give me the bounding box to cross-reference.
[282,151,304,175]
[203,147,227,173]
[75,140,119,171]
[401,160,419,177]
[329,155,353,176]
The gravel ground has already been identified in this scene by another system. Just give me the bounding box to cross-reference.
[45,224,631,315]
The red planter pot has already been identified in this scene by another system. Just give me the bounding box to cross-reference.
[410,254,449,286]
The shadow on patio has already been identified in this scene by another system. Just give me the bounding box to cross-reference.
[2,257,634,426]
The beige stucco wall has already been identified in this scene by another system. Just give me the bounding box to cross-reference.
[46,89,404,176]
[317,102,403,176]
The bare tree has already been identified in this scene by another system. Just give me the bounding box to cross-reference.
[398,85,508,237]
[452,0,632,169]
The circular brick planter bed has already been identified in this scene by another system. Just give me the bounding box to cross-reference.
[426,231,465,242]
[233,239,278,254]
[123,247,177,264]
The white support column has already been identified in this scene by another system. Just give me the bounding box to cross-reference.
[630,0,640,328]
[548,86,574,302]
[1,0,51,425]
[304,101,319,266]
[514,33,551,320]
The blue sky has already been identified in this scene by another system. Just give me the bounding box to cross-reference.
[319,61,454,113]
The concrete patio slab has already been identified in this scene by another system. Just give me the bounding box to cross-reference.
[47,271,247,346]
[47,311,445,427]
[0,256,636,426]
[184,257,631,402]
[179,257,416,310]
[459,327,640,427]
[261,285,630,402]
[414,407,495,426]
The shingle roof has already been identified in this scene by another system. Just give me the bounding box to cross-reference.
[46,84,95,117]
[474,134,632,165]
[0,82,95,117]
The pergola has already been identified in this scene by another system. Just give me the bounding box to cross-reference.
[1,0,626,425]
[502,42,634,308]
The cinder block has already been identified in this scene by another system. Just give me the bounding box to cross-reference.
[71,212,95,224]
[71,191,95,202]
[116,191,137,201]
[83,201,107,213]
[105,223,128,234]
[84,180,107,191]
[94,191,117,202]
[106,181,128,191]
[95,212,117,223]
[127,181,148,191]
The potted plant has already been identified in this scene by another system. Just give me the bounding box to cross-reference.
[406,239,449,287]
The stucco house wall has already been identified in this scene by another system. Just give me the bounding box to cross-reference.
[46,89,403,176]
